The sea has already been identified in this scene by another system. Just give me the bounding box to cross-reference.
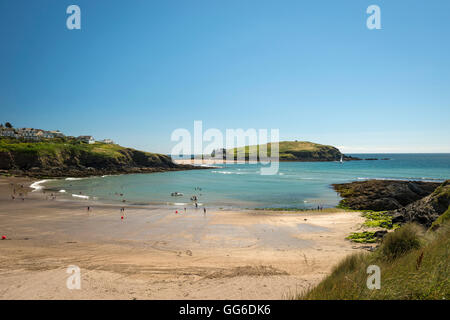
[42,154,450,210]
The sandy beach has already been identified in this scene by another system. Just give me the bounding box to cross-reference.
[0,176,367,300]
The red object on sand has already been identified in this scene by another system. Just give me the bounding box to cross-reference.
[175,210,178,214]
[1,235,6,240]
[121,216,124,220]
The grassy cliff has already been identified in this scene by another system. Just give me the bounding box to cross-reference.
[298,221,449,300]
[0,138,187,177]
[226,141,355,161]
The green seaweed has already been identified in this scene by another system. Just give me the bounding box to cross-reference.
[361,211,396,229]
[346,231,377,243]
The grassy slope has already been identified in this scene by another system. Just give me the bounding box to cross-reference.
[0,138,173,169]
[298,221,450,300]
[0,138,124,158]
[228,141,341,161]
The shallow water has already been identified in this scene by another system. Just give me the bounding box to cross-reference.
[44,154,450,209]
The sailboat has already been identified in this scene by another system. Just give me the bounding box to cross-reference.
[340,154,343,164]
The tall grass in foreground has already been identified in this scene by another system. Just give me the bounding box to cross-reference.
[297,222,449,300]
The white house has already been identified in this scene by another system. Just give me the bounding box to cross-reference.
[0,128,17,138]
[49,130,65,138]
[18,128,40,140]
[77,136,95,144]
[101,139,114,144]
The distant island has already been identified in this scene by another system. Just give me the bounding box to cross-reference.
[0,124,200,178]
[216,141,361,162]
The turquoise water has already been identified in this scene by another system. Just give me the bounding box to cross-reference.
[45,154,450,209]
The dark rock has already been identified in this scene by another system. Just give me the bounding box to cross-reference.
[374,230,388,239]
[333,180,441,211]
[389,180,450,227]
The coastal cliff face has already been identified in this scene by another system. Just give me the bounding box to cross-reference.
[333,180,441,211]
[333,179,450,228]
[0,139,192,177]
[390,180,450,228]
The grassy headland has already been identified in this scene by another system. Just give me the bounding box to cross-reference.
[0,137,198,178]
[225,141,359,161]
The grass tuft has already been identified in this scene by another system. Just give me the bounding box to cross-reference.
[297,221,449,300]
[379,223,422,260]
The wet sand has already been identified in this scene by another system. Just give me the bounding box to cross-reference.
[0,176,367,299]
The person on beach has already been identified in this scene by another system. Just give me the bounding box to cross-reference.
[87,206,90,212]
[184,207,186,213]
[203,207,206,216]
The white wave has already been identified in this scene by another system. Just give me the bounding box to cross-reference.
[72,194,89,199]
[65,177,84,181]
[211,170,253,175]
[59,189,66,193]
[211,171,234,174]
[30,180,51,192]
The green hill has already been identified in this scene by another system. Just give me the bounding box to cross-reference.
[225,141,356,161]
[0,137,189,177]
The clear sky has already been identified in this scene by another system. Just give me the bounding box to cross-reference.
[1,0,449,154]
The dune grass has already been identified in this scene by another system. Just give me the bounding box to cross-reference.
[297,221,449,300]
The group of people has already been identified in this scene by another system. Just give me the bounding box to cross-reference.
[182,206,207,216]
[10,183,25,201]
[86,206,127,220]
[44,192,57,201]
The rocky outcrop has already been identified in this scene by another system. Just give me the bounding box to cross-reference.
[390,180,450,228]
[333,180,441,211]
[0,140,204,178]
[227,141,361,162]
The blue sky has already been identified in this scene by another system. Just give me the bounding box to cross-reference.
[1,0,449,153]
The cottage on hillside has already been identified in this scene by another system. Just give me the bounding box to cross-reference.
[101,139,114,144]
[77,135,95,144]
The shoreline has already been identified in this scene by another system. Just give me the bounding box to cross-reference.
[0,176,367,300]
[1,163,211,179]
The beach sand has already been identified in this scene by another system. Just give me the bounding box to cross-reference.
[0,176,367,300]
